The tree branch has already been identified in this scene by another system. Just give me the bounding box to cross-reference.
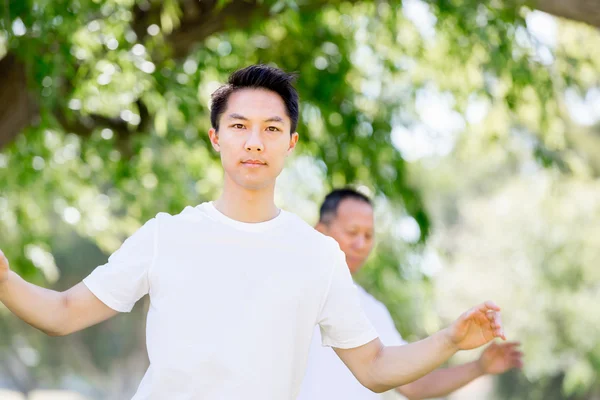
[0,1,272,151]
[2,0,599,151]
[133,0,272,59]
[532,0,600,28]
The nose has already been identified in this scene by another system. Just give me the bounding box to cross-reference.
[353,235,366,250]
[245,128,264,152]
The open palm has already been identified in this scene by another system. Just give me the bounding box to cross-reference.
[479,342,523,374]
[448,301,505,350]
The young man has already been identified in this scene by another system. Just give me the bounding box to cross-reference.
[0,65,506,400]
[298,188,523,400]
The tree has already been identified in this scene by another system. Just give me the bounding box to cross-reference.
[1,0,600,151]
[2,0,600,397]
[1,0,598,278]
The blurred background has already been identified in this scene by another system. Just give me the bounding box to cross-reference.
[1,0,600,399]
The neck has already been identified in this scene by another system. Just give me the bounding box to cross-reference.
[214,177,279,223]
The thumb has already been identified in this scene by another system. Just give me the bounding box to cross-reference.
[453,307,477,336]
[459,307,480,324]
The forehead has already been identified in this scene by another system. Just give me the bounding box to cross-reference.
[223,88,290,124]
[335,198,374,227]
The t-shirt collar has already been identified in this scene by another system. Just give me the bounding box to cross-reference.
[201,201,288,232]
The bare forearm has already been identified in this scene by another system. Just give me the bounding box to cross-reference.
[398,361,483,399]
[0,271,68,336]
[368,329,458,392]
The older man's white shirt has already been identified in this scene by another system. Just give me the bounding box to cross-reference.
[298,285,408,400]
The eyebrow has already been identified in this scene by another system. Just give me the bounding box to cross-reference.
[264,116,284,124]
[227,113,248,121]
[227,113,284,124]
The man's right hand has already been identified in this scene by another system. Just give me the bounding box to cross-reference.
[0,249,10,286]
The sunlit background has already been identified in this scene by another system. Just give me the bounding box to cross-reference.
[1,0,600,399]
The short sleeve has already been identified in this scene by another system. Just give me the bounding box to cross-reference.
[83,217,157,312]
[317,246,379,349]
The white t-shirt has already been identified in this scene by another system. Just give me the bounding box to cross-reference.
[297,285,407,400]
[83,202,378,400]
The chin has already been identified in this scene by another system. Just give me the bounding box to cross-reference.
[348,264,362,275]
[225,170,274,191]
[236,179,275,191]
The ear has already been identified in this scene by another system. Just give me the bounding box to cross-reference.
[315,222,328,234]
[208,128,220,152]
[287,132,299,156]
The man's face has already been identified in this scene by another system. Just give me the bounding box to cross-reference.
[319,198,375,274]
[209,88,298,191]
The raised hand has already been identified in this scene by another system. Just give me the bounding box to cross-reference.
[447,301,505,351]
[479,341,523,374]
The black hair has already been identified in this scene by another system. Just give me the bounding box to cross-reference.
[210,64,299,134]
[319,188,372,225]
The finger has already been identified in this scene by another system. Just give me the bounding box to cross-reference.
[494,324,506,340]
[462,306,496,329]
[460,307,478,322]
[493,313,505,339]
[493,312,503,328]
[496,343,520,353]
[491,324,503,337]
[481,300,501,312]
[485,312,502,338]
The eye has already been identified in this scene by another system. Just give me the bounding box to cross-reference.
[231,123,245,129]
[266,126,281,132]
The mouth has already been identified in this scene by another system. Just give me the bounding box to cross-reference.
[241,160,267,167]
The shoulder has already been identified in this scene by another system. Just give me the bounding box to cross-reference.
[282,211,343,254]
[356,286,385,307]
[356,285,406,344]
[154,204,209,225]
[356,286,394,322]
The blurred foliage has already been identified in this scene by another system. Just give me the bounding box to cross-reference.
[418,122,600,399]
[427,170,600,398]
[1,0,600,398]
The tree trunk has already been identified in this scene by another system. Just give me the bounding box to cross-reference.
[533,0,600,29]
[0,54,37,149]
